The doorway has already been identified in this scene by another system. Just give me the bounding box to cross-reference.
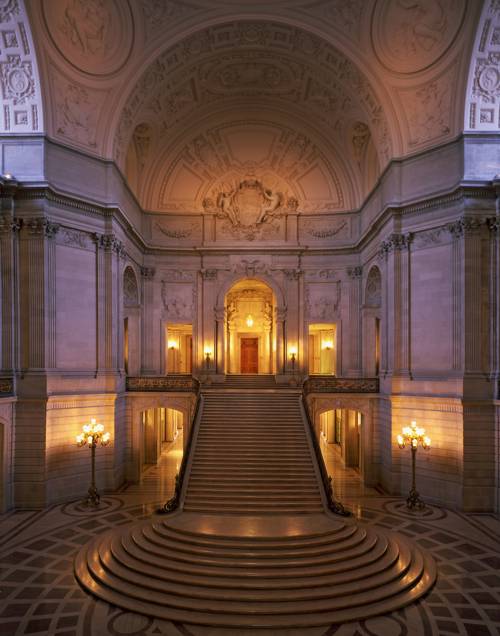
[225,278,275,374]
[241,338,258,373]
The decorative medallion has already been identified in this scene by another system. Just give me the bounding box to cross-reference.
[42,0,133,76]
[372,0,466,73]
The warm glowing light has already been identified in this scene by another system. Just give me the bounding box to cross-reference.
[246,314,254,328]
[3,173,12,180]
[289,346,297,357]
[204,347,212,357]
[397,420,431,451]
[168,339,178,349]
[322,340,334,350]
[76,418,110,447]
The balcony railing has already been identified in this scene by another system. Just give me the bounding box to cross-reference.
[303,376,379,395]
[126,375,199,393]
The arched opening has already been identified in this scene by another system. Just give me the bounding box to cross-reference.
[140,406,184,479]
[225,279,276,374]
[318,407,365,498]
[363,265,382,377]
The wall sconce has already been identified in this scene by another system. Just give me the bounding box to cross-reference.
[397,420,431,510]
[322,340,334,351]
[76,418,110,506]
[168,339,178,350]
[204,348,212,369]
[289,345,297,371]
[246,314,254,328]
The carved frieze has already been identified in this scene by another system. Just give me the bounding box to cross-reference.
[161,269,194,282]
[155,220,199,241]
[161,280,195,321]
[305,281,342,321]
[300,218,349,241]
[57,227,90,250]
[447,216,483,238]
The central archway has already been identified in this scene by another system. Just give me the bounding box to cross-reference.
[225,279,276,374]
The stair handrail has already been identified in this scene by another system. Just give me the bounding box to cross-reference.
[301,394,351,516]
[158,392,203,514]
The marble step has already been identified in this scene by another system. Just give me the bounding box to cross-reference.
[75,514,436,627]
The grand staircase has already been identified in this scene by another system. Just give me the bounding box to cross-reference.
[75,376,436,629]
[185,390,323,514]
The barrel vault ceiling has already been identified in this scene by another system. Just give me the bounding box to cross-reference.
[21,0,492,214]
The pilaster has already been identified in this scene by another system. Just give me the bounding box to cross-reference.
[346,266,362,377]
[140,265,156,374]
[0,205,20,373]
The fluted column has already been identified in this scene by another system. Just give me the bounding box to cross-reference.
[214,306,225,375]
[0,211,20,373]
[488,209,500,398]
[140,266,156,374]
[93,233,124,374]
[346,266,362,377]
[276,307,286,374]
[379,232,412,377]
[19,218,59,371]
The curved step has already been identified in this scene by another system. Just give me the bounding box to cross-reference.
[75,513,436,628]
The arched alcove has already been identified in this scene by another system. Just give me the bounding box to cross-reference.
[123,266,140,375]
[363,265,382,377]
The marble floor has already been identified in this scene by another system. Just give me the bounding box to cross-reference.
[1,437,499,636]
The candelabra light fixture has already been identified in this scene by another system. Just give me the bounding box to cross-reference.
[76,418,110,506]
[397,420,431,510]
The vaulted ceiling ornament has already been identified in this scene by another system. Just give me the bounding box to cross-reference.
[202,179,298,241]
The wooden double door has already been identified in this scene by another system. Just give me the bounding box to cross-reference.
[240,338,258,373]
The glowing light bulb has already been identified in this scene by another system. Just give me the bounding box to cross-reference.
[246,314,254,328]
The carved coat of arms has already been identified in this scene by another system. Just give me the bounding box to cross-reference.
[204,179,295,240]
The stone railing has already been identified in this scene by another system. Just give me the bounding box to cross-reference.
[0,377,14,396]
[303,376,379,395]
[126,375,199,393]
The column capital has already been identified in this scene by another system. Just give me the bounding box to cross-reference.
[487,216,500,235]
[447,216,482,239]
[26,217,59,238]
[378,232,413,258]
[140,266,156,279]
[0,216,21,234]
[201,268,217,281]
[347,266,362,279]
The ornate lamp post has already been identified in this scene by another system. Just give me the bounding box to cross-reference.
[397,420,431,509]
[76,418,110,506]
